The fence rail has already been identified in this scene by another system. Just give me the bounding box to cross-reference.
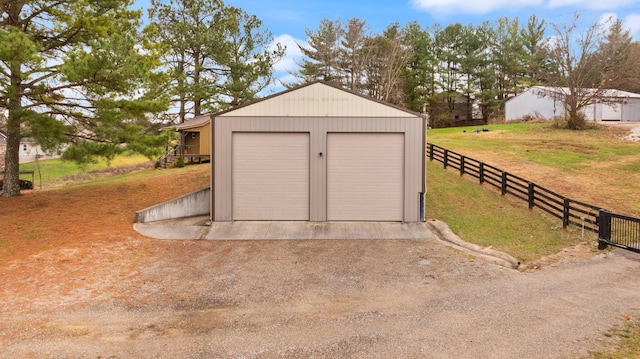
[426,142,639,253]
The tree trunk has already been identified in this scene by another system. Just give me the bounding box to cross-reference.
[2,105,22,197]
[565,96,585,129]
[177,58,186,123]
[2,67,23,197]
[193,50,202,117]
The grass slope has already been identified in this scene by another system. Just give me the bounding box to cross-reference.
[18,154,153,188]
[426,122,640,216]
[425,121,640,261]
[425,162,586,263]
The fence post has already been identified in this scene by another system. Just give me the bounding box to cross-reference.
[429,143,434,161]
[460,156,465,176]
[479,162,484,184]
[443,150,449,169]
[528,183,535,209]
[562,198,570,228]
[598,209,611,250]
[501,172,507,195]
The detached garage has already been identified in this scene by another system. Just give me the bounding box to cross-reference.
[211,81,426,222]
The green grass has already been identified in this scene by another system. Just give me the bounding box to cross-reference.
[424,122,637,260]
[427,122,640,173]
[425,162,585,263]
[18,153,152,187]
[427,122,640,216]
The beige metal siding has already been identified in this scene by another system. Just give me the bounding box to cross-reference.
[214,116,424,222]
[232,133,310,220]
[327,133,404,221]
[219,82,416,118]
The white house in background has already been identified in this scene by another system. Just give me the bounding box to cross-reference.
[505,86,640,122]
[0,133,61,166]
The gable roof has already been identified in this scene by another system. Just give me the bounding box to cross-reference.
[528,86,640,99]
[214,81,424,118]
[162,115,210,131]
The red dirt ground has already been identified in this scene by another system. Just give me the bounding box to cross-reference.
[0,164,211,311]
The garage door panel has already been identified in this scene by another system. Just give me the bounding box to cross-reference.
[233,133,309,220]
[327,133,403,221]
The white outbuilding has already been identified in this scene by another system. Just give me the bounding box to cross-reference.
[505,86,640,122]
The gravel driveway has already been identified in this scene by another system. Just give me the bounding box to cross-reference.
[2,234,640,358]
[601,120,640,141]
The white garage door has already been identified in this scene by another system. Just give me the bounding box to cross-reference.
[327,133,404,221]
[233,133,309,220]
[602,103,622,121]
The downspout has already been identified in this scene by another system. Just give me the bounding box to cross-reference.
[421,114,427,222]
[210,116,215,223]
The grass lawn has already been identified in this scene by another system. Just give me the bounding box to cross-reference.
[18,153,153,188]
[428,122,639,169]
[426,122,640,216]
[425,121,640,261]
[425,162,587,263]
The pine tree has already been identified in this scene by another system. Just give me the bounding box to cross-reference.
[0,0,169,197]
[148,0,283,120]
[296,19,343,84]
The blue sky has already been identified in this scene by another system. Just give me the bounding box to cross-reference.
[134,0,640,92]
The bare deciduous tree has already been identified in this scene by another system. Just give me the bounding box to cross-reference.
[541,13,622,129]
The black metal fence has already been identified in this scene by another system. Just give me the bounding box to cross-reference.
[427,142,640,253]
[598,211,640,252]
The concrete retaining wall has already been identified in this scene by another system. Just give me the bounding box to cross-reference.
[136,187,210,223]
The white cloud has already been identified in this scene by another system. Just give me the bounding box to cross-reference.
[547,0,637,10]
[624,13,640,38]
[275,73,299,87]
[270,34,306,73]
[410,0,639,15]
[598,12,618,31]
[259,34,307,95]
[595,12,640,40]
[410,0,542,15]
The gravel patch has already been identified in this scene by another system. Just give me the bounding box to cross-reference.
[1,236,639,358]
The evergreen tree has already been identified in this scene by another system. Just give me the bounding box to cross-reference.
[0,0,169,197]
[596,18,635,92]
[434,23,465,123]
[458,24,485,122]
[214,6,285,110]
[338,18,369,92]
[148,0,283,119]
[491,17,525,103]
[475,22,500,122]
[296,19,343,84]
[402,22,438,114]
[520,14,546,87]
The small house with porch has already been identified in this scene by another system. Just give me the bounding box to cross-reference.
[160,115,211,168]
